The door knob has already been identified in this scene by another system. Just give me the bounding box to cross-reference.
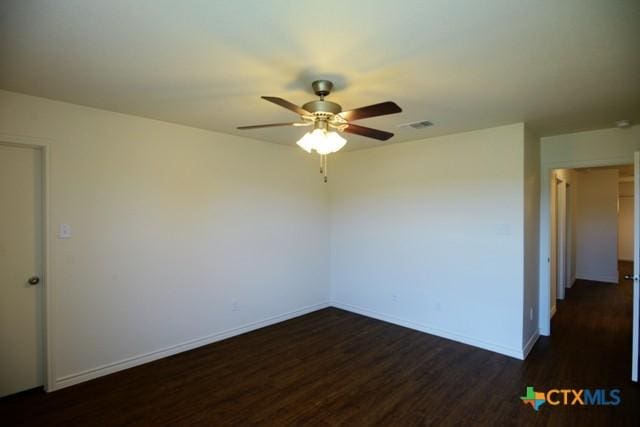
[624,275,638,281]
[27,276,40,285]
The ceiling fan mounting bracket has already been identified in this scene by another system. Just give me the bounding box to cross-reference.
[311,80,334,98]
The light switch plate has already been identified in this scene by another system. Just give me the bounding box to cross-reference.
[58,223,71,239]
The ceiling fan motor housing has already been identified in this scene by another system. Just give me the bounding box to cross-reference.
[302,100,342,115]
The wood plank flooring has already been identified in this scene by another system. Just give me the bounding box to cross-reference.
[1,263,639,425]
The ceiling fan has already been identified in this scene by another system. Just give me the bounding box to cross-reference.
[237,80,402,182]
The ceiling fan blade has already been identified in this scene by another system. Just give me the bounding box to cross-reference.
[343,123,394,141]
[261,96,310,116]
[339,101,402,121]
[237,122,309,130]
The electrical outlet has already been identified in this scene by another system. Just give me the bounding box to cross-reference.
[232,299,239,312]
[530,307,534,320]
[392,294,398,302]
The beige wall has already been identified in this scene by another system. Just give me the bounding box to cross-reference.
[542,127,640,165]
[0,90,331,389]
[330,123,531,358]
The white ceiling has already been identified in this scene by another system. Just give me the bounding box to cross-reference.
[1,0,639,151]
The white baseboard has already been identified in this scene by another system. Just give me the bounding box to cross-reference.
[52,301,330,391]
[331,301,524,360]
[575,274,618,284]
[52,300,543,391]
[522,330,540,359]
[551,305,557,317]
[567,276,576,288]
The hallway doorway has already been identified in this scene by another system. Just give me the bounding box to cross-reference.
[547,162,638,382]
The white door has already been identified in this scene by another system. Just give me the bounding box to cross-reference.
[0,144,43,397]
[556,179,567,300]
[632,152,639,382]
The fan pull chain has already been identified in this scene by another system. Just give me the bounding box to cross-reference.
[323,155,328,183]
[320,155,324,174]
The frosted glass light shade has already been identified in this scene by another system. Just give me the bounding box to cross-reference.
[296,129,346,154]
[296,130,317,153]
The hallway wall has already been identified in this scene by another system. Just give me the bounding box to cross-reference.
[575,169,619,283]
[618,181,634,261]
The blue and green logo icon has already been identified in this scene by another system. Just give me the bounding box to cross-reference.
[521,386,546,411]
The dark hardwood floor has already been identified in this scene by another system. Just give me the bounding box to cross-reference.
[2,263,639,425]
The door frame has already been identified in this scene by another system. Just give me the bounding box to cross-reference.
[539,157,633,336]
[556,177,567,301]
[0,133,53,392]
[632,152,639,382]
[565,183,573,288]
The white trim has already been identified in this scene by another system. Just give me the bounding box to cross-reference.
[522,330,540,359]
[0,133,54,393]
[555,179,567,300]
[632,151,639,382]
[331,301,525,359]
[543,157,633,170]
[52,302,330,391]
[575,274,619,284]
[567,276,577,288]
[550,305,557,318]
[633,280,638,382]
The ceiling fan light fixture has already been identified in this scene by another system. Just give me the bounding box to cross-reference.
[324,131,347,154]
[296,129,316,153]
[296,128,346,155]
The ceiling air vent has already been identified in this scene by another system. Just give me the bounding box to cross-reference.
[397,120,434,129]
